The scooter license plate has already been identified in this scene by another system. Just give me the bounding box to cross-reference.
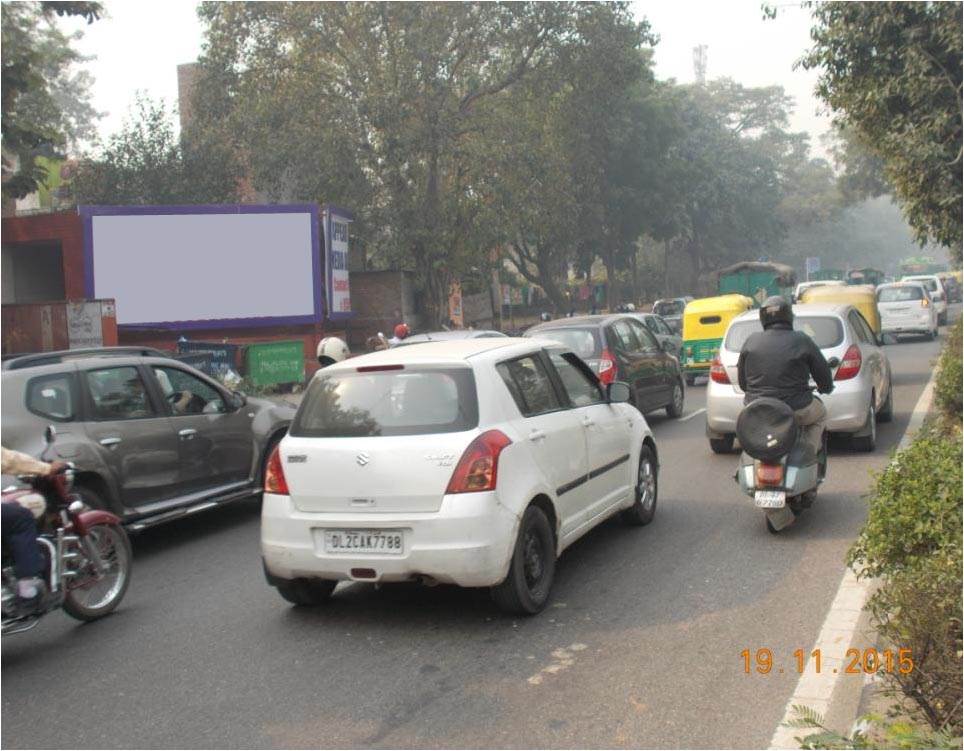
[755,490,786,508]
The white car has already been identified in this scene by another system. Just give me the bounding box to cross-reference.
[705,303,893,454]
[261,338,658,614]
[877,282,939,340]
[901,275,948,324]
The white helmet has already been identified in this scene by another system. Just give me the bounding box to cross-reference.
[317,336,350,366]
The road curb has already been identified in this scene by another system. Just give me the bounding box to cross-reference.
[768,372,938,750]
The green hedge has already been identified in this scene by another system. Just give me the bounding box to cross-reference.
[934,319,962,421]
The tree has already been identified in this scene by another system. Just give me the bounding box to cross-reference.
[1,1,102,199]
[801,2,963,255]
[72,96,242,205]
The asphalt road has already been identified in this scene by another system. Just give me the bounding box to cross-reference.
[1,322,952,749]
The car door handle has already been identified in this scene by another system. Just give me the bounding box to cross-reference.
[178,428,198,439]
[528,429,547,442]
[99,437,122,447]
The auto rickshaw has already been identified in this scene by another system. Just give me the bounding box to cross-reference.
[798,284,882,335]
[681,294,754,385]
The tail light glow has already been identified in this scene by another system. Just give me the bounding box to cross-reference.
[264,445,289,495]
[834,344,862,381]
[710,355,730,384]
[756,462,784,487]
[446,430,512,494]
[921,297,930,308]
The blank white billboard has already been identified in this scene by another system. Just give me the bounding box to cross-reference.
[86,209,318,327]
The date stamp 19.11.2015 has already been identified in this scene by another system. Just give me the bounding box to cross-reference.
[741,648,914,675]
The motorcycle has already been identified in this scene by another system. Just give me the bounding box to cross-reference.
[2,426,132,635]
[734,394,829,534]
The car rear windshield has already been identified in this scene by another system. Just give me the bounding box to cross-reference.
[525,327,601,360]
[654,301,683,317]
[724,316,844,352]
[878,286,924,302]
[290,367,478,437]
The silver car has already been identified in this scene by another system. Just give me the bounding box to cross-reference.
[705,303,893,454]
[1,347,295,530]
[629,313,683,361]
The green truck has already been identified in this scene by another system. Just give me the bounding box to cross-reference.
[716,261,797,306]
[809,268,845,282]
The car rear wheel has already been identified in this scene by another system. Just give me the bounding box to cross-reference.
[491,505,556,615]
[709,434,736,454]
[850,400,877,452]
[665,381,685,418]
[685,374,696,386]
[877,385,894,423]
[276,578,337,606]
[621,446,658,526]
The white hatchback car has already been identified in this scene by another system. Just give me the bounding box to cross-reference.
[901,275,948,325]
[877,282,939,340]
[705,303,893,454]
[261,338,658,614]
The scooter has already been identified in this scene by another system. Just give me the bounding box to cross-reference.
[734,395,828,534]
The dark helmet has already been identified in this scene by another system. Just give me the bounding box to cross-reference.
[760,295,793,329]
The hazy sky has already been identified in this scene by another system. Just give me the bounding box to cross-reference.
[65,0,834,155]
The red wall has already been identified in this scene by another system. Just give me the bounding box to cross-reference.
[2,212,86,299]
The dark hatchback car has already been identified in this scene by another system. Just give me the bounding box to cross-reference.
[524,315,685,417]
[1,348,295,531]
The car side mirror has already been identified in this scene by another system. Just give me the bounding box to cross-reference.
[827,357,840,369]
[229,390,247,409]
[607,381,631,403]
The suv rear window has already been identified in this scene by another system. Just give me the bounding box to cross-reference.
[525,327,600,360]
[878,286,924,302]
[724,316,844,351]
[290,367,478,437]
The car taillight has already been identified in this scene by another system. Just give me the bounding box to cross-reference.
[921,297,930,307]
[264,445,289,495]
[710,355,730,384]
[596,348,616,385]
[834,344,862,381]
[756,462,784,487]
[446,430,512,494]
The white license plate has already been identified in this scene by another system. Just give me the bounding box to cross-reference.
[323,529,404,555]
[755,490,786,508]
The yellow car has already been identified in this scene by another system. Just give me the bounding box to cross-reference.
[682,295,754,385]
[799,284,881,336]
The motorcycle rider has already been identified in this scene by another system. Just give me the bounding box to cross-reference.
[1,447,66,612]
[737,296,834,466]
[317,336,350,367]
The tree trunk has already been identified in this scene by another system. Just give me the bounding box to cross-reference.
[604,248,616,311]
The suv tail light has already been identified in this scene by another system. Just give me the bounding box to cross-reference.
[446,430,512,494]
[921,296,930,308]
[264,445,289,495]
[756,462,784,487]
[710,355,730,384]
[596,348,616,385]
[834,344,862,381]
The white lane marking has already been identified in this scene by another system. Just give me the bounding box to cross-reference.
[768,373,937,749]
[678,408,707,422]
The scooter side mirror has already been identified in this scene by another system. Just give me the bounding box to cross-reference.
[827,357,840,369]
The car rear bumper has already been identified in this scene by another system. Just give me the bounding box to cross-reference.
[261,491,519,588]
[881,312,934,334]
[706,380,870,436]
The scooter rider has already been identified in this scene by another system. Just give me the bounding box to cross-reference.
[737,296,835,462]
[317,336,350,367]
[1,447,66,612]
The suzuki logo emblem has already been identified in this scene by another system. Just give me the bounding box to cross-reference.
[356,452,371,466]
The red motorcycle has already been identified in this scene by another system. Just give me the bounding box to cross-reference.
[2,427,132,635]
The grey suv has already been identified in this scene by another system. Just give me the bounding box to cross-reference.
[1,348,295,530]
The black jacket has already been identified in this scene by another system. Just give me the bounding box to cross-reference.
[737,323,834,410]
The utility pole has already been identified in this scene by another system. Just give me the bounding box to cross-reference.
[693,44,708,86]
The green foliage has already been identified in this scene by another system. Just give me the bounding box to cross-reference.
[787,705,962,749]
[802,2,963,256]
[1,1,102,199]
[934,318,963,421]
[71,96,242,205]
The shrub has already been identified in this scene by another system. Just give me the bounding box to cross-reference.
[934,318,962,421]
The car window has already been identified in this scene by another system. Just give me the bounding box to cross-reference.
[611,320,641,353]
[644,316,660,333]
[906,277,938,292]
[526,327,600,359]
[26,373,76,422]
[496,356,560,417]
[725,316,844,351]
[654,317,672,335]
[292,367,478,437]
[154,367,226,415]
[86,366,155,420]
[878,286,923,302]
[848,311,872,344]
[547,351,604,407]
[628,319,659,351]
